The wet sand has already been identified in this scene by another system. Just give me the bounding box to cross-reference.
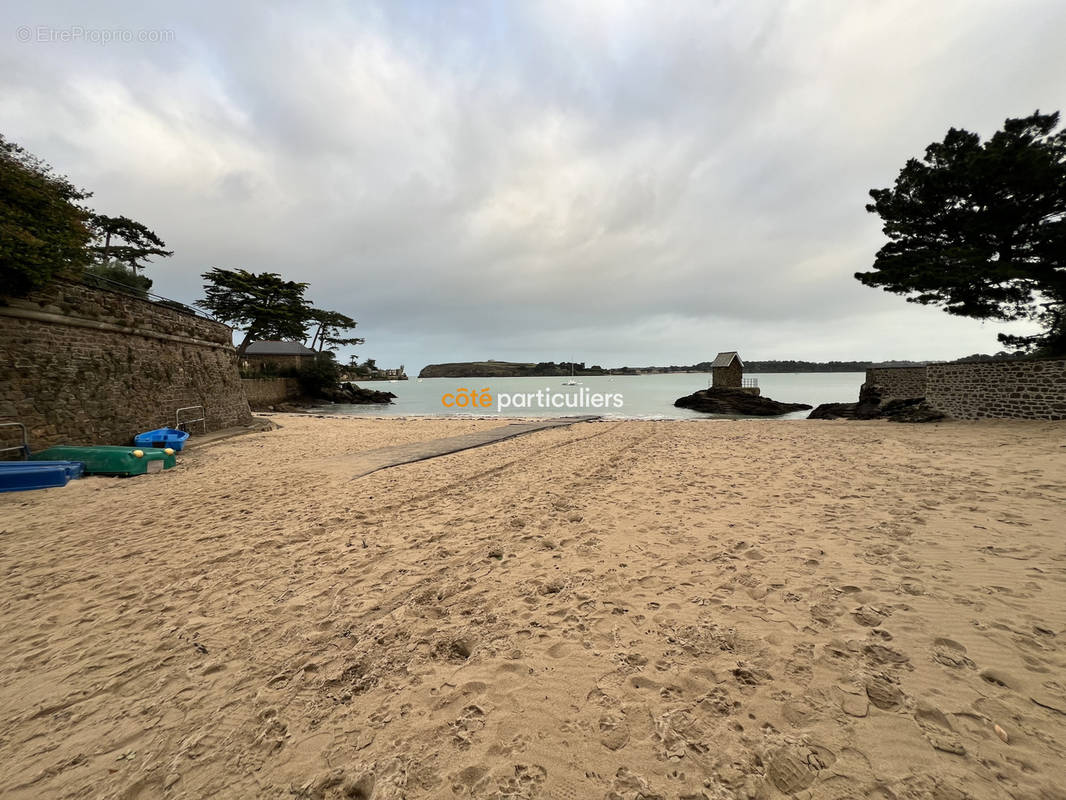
[1,415,1064,799]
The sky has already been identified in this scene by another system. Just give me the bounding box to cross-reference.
[3,1,1064,371]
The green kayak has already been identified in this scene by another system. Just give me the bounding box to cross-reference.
[31,445,177,476]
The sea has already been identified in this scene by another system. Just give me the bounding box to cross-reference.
[316,372,866,420]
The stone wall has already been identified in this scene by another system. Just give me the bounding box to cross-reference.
[242,378,301,409]
[242,353,313,372]
[712,362,742,388]
[1,279,252,452]
[864,366,928,400]
[925,359,1066,420]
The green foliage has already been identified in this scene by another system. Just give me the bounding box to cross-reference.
[200,268,313,355]
[307,308,365,352]
[90,214,172,271]
[0,133,93,296]
[83,260,154,297]
[1,135,174,299]
[296,353,342,397]
[857,111,1066,355]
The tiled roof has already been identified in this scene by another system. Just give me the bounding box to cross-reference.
[710,351,743,368]
[244,340,317,355]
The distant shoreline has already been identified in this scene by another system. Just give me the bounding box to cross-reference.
[415,358,1015,379]
[418,361,878,378]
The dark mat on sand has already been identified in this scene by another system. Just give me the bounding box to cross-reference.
[338,416,600,478]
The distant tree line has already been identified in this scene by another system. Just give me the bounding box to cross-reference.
[419,352,1037,378]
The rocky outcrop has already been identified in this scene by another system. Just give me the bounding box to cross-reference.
[805,402,859,420]
[674,388,812,416]
[251,381,396,412]
[323,383,396,404]
[807,383,945,423]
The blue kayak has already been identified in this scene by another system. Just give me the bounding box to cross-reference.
[133,427,190,452]
[0,461,85,493]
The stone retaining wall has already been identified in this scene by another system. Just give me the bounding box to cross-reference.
[1,279,251,452]
[925,359,1066,420]
[242,378,302,409]
[864,366,928,401]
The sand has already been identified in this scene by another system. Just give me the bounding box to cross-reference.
[1,415,1064,799]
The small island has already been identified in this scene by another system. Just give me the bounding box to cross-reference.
[674,352,813,416]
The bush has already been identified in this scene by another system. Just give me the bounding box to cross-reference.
[83,261,153,297]
[296,355,342,398]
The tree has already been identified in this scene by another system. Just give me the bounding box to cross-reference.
[856,111,1066,355]
[306,308,365,352]
[90,214,172,273]
[199,268,313,356]
[0,134,93,296]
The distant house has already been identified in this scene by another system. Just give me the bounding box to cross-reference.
[242,340,318,372]
[710,351,743,388]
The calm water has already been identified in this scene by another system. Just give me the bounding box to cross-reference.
[318,372,865,420]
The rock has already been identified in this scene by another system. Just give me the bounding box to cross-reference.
[810,397,944,423]
[806,402,860,420]
[674,388,812,416]
[808,381,945,423]
[322,383,396,405]
[883,400,946,423]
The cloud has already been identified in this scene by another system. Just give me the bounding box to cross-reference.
[2,0,1063,368]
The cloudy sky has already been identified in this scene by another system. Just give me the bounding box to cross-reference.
[3,1,1064,370]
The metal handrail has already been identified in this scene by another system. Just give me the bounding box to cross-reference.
[0,422,30,460]
[176,405,206,434]
[76,273,218,322]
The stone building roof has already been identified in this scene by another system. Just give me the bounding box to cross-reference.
[244,340,317,356]
[710,351,743,368]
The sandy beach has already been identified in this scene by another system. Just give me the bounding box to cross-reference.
[1,416,1065,799]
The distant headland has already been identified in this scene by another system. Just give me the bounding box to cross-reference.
[417,353,1022,379]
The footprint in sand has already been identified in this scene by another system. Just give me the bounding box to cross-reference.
[832,685,870,718]
[852,605,887,627]
[898,578,925,596]
[932,638,976,670]
[810,600,843,625]
[766,743,836,794]
[450,764,491,795]
[698,687,738,717]
[914,704,966,756]
[451,704,486,748]
[863,642,909,666]
[979,668,1021,691]
[496,764,548,796]
[598,712,630,751]
[865,674,904,711]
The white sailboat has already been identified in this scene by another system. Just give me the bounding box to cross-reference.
[561,361,581,386]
